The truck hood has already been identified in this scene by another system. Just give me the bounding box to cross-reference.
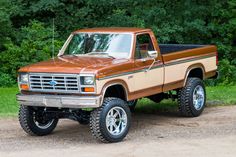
[18,55,129,74]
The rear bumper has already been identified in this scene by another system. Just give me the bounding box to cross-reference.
[16,94,102,108]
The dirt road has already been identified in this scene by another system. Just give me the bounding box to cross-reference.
[0,106,236,157]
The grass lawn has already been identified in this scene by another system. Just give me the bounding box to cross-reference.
[0,86,236,117]
[0,87,19,117]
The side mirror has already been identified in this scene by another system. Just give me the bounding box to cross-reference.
[148,50,158,59]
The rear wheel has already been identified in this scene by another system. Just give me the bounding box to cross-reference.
[90,97,131,143]
[19,105,58,136]
[178,77,206,117]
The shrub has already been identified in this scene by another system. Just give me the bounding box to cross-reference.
[0,21,62,86]
[0,73,15,87]
[217,59,236,85]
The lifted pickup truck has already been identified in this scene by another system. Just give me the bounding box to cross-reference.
[17,27,218,142]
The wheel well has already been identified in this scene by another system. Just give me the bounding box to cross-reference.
[187,68,203,80]
[104,85,127,101]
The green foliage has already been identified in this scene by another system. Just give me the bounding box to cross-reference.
[0,0,15,49]
[217,59,236,85]
[205,59,236,86]
[0,0,235,86]
[0,21,62,86]
[0,73,15,87]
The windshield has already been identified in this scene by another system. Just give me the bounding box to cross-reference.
[63,33,132,58]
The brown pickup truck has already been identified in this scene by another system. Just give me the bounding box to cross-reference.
[17,27,218,142]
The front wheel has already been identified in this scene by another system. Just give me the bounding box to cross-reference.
[178,77,206,117]
[89,97,131,143]
[19,105,58,136]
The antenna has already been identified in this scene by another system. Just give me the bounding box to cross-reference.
[52,18,55,59]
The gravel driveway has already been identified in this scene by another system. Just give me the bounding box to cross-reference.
[0,106,236,157]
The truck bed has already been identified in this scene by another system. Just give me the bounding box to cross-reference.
[160,44,216,63]
[159,44,205,54]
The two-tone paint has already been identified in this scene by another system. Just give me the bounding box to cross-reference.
[18,27,218,107]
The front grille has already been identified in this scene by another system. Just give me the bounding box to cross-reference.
[29,73,80,93]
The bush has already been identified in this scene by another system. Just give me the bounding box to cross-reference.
[0,21,62,85]
[0,0,235,86]
[205,59,236,86]
[217,59,236,85]
[0,73,15,87]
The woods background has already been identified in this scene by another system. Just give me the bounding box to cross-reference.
[0,0,235,87]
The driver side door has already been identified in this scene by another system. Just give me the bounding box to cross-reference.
[133,33,164,94]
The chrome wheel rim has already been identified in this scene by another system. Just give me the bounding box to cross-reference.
[33,111,55,129]
[193,85,205,110]
[106,107,127,136]
[33,118,54,129]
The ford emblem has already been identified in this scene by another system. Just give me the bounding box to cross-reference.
[49,80,57,86]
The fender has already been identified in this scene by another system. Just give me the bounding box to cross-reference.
[183,63,206,86]
[100,79,129,105]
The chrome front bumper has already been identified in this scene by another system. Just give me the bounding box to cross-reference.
[17,94,102,108]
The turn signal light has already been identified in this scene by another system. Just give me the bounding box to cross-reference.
[20,84,29,90]
[82,87,95,92]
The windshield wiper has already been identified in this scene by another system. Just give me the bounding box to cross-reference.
[105,55,115,59]
[86,52,115,59]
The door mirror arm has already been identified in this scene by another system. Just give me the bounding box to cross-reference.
[145,51,160,72]
[145,58,160,72]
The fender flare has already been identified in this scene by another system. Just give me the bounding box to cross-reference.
[100,79,129,104]
[183,63,206,86]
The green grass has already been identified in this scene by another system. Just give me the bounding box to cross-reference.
[0,86,236,117]
[0,87,19,117]
[206,86,236,105]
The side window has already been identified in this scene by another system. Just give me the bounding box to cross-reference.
[135,34,154,59]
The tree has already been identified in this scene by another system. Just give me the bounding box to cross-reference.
[0,21,62,84]
[0,0,235,86]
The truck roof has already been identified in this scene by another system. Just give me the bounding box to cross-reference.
[74,27,151,33]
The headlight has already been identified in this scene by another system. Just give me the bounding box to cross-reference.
[18,73,29,91]
[19,73,29,83]
[81,76,95,85]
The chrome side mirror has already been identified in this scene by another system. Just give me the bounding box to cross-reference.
[145,51,159,72]
[148,50,158,59]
